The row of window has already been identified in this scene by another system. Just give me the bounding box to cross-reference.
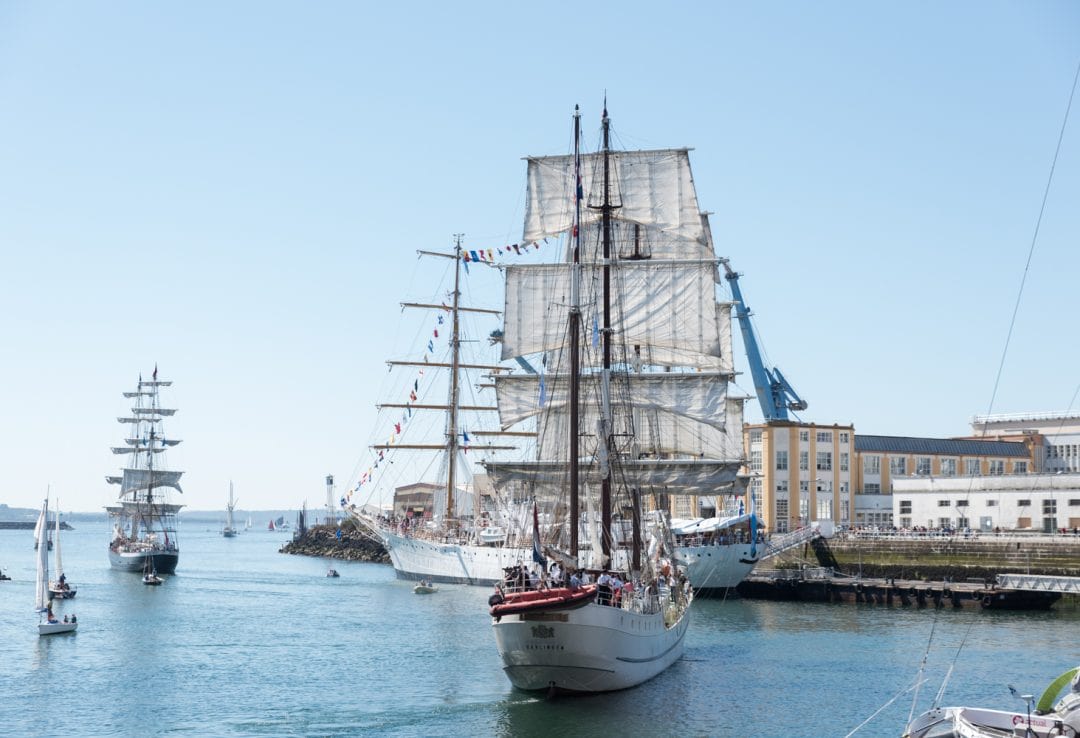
[863,456,1026,476]
[749,430,852,444]
[900,499,1077,513]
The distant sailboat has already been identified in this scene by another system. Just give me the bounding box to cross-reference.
[222,481,238,537]
[48,499,76,599]
[268,519,275,531]
[36,498,77,636]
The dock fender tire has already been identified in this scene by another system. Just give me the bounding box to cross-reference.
[982,595,991,607]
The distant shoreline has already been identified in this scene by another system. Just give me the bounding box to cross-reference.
[0,521,74,530]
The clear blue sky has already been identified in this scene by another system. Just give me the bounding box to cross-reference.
[2,2,1078,512]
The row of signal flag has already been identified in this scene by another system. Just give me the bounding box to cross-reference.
[461,240,547,271]
[340,310,472,509]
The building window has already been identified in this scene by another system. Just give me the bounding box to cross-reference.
[839,432,849,444]
[841,500,850,523]
[965,459,981,476]
[817,431,832,443]
[750,450,762,472]
[890,457,907,475]
[799,480,809,494]
[817,451,832,472]
[938,500,951,507]
[776,480,789,496]
[1069,499,1080,507]
[1018,499,1030,507]
[776,450,788,471]
[940,458,957,477]
[817,498,833,519]
[775,498,789,521]
[1043,499,1057,514]
[938,517,951,529]
[864,483,881,494]
[864,455,881,475]
[989,460,1004,475]
[799,430,809,442]
[956,500,968,507]
[840,452,849,472]
[1014,461,1028,474]
[799,451,809,471]
[899,516,911,528]
[916,457,932,475]
[840,482,849,494]
[750,430,762,443]
[957,516,970,529]
[987,500,997,507]
[899,500,912,514]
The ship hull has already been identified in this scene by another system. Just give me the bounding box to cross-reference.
[492,599,690,693]
[108,549,179,574]
[368,520,758,591]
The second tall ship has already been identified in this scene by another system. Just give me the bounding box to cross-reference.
[105,367,184,573]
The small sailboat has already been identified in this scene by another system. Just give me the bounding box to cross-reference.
[413,579,438,594]
[142,558,163,586]
[904,665,1080,738]
[36,499,77,636]
[222,481,238,537]
[48,499,76,599]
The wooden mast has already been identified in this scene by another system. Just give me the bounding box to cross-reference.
[568,106,582,557]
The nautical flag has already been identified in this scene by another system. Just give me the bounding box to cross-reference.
[433,329,438,338]
[395,423,401,434]
[409,391,417,401]
[487,249,494,262]
[463,251,471,262]
[470,250,480,262]
[513,244,520,254]
[532,502,546,567]
[414,379,418,391]
[153,365,158,381]
[461,430,470,443]
[427,340,434,352]
[437,316,444,324]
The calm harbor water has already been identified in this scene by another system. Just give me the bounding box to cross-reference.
[2,518,1076,737]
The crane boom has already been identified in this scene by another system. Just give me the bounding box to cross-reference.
[721,258,807,422]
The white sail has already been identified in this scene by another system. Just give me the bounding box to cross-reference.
[132,408,176,416]
[501,260,724,362]
[225,482,236,531]
[119,468,184,495]
[523,149,706,245]
[34,500,49,611]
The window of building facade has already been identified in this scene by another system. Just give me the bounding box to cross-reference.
[899,500,912,514]
[799,451,809,471]
[938,500,951,507]
[989,459,1004,475]
[675,497,692,517]
[890,457,906,475]
[817,498,833,519]
[1014,461,1028,473]
[776,480,789,496]
[839,432,849,444]
[965,459,981,475]
[799,498,809,522]
[776,450,788,471]
[750,450,762,472]
[817,430,832,443]
[864,483,881,494]
[987,500,997,507]
[1018,499,1030,507]
[799,430,809,442]
[864,455,881,475]
[899,516,911,528]
[817,451,832,472]
[799,480,809,494]
[938,517,951,529]
[957,516,970,529]
[956,500,968,507]
[840,452,849,472]
[1043,499,1057,514]
[940,458,957,477]
[750,429,762,443]
[841,500,849,523]
[775,498,789,524]
[1070,499,1080,507]
[916,457,932,475]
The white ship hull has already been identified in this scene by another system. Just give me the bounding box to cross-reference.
[492,599,690,693]
[371,521,758,592]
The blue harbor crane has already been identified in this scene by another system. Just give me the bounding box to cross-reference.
[721,258,807,422]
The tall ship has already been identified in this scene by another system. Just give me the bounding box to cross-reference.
[352,108,759,595]
[105,367,183,573]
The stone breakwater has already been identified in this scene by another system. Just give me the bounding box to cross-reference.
[279,523,390,564]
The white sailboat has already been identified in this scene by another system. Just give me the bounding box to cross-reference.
[222,481,238,537]
[105,366,184,573]
[48,499,76,599]
[36,498,77,636]
[904,665,1080,738]
[488,105,706,693]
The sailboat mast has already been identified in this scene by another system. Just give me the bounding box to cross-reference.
[445,234,464,523]
[599,105,614,564]
[568,106,583,557]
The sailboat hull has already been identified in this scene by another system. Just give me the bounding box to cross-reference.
[492,599,690,693]
[108,549,179,574]
[365,518,758,591]
[38,621,78,636]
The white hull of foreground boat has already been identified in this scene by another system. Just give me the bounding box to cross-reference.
[38,621,78,636]
[492,600,690,693]
[370,520,759,592]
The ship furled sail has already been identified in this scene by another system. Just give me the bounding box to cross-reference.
[105,368,184,574]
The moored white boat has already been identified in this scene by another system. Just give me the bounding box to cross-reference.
[35,498,77,636]
[903,665,1080,738]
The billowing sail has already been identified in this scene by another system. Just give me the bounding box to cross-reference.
[485,458,742,495]
[502,260,725,363]
[524,149,706,245]
[34,500,49,611]
[119,468,184,495]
